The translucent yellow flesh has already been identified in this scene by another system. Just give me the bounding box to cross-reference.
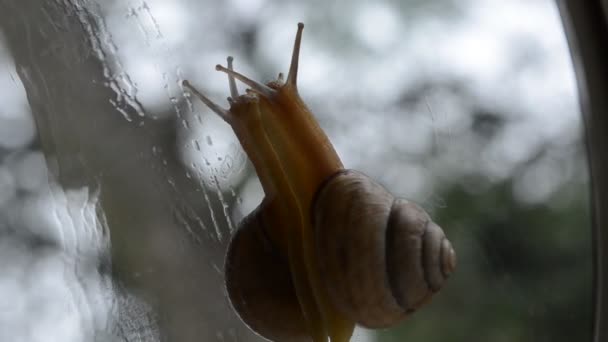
[255,87,355,342]
[228,86,354,342]
[229,103,328,341]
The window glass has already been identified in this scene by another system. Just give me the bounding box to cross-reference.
[0,0,589,341]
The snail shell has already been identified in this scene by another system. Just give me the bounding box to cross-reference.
[313,170,456,328]
[225,169,456,340]
[225,202,310,342]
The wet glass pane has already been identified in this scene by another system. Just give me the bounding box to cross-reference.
[0,0,590,341]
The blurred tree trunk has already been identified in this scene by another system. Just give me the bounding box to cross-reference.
[0,1,257,341]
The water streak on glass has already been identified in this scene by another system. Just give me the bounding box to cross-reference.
[70,0,146,120]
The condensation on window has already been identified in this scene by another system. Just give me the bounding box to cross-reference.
[0,0,589,341]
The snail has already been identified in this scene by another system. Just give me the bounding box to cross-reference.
[182,23,456,342]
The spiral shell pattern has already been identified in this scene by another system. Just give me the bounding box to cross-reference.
[313,170,456,328]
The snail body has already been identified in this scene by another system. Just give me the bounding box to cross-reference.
[183,23,455,342]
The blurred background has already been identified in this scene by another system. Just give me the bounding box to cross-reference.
[0,0,591,341]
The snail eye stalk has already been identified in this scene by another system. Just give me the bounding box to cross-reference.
[226,56,239,99]
[215,64,276,98]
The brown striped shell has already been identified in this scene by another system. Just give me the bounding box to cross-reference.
[224,202,311,342]
[225,170,456,340]
[313,170,456,328]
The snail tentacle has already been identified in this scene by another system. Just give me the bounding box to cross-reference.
[226,56,240,98]
[181,80,231,122]
[287,22,304,86]
[215,64,276,98]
